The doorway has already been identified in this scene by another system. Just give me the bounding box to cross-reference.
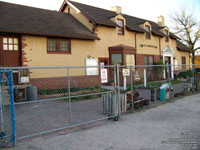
[165,56,171,78]
[0,36,21,67]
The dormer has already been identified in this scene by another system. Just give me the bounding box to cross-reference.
[140,21,152,39]
[110,7,126,35]
[159,26,169,42]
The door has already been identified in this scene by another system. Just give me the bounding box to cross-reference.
[181,56,186,70]
[165,56,171,78]
[0,36,21,67]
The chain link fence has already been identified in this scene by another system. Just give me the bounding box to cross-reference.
[0,64,200,147]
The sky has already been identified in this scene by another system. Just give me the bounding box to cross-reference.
[1,0,200,27]
[1,0,200,50]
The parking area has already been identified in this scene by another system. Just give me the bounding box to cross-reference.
[6,93,200,150]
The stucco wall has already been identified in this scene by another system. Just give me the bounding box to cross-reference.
[22,11,190,79]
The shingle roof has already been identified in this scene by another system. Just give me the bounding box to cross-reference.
[0,1,97,40]
[68,1,166,37]
[69,1,118,27]
[177,41,191,52]
[67,1,191,52]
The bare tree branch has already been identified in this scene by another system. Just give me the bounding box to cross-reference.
[170,6,200,64]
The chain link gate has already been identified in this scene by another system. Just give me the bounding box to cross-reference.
[0,70,16,147]
[0,65,121,146]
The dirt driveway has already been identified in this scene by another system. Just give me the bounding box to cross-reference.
[6,93,200,150]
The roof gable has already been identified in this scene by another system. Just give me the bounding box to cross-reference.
[67,0,118,27]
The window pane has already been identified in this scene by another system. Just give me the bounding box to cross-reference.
[3,44,8,50]
[14,38,18,44]
[8,38,13,44]
[9,44,13,50]
[117,20,123,27]
[145,25,150,39]
[117,19,124,34]
[146,33,150,39]
[48,39,57,51]
[112,54,122,65]
[149,56,154,65]
[144,56,148,65]
[60,40,69,52]
[165,30,169,42]
[125,54,135,66]
[3,38,8,43]
[145,25,150,32]
[14,45,18,51]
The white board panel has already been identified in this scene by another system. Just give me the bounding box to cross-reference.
[86,58,98,76]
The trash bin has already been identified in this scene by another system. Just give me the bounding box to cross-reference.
[27,86,38,101]
[160,89,166,102]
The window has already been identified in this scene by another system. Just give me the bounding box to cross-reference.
[47,38,71,54]
[144,56,154,70]
[182,56,186,70]
[125,54,135,66]
[111,54,122,65]
[3,37,19,51]
[117,19,124,35]
[145,25,151,39]
[164,30,169,42]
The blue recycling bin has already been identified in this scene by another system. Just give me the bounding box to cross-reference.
[160,89,166,102]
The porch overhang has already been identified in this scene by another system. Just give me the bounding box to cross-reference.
[109,44,136,54]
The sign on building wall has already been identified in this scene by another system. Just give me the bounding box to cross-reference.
[86,58,98,76]
[101,69,108,83]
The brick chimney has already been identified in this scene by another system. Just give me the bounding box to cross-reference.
[157,16,165,26]
[111,6,122,14]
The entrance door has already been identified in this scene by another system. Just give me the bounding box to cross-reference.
[165,56,171,78]
[0,36,21,67]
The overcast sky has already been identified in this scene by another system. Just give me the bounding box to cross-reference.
[1,0,200,50]
[1,0,200,27]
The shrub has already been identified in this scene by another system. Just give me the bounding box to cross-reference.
[178,70,193,79]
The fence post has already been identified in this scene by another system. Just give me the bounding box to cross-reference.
[144,68,146,88]
[67,68,72,126]
[114,65,117,87]
[130,66,134,112]
[0,79,5,138]
[8,69,16,146]
[192,64,195,90]
[167,64,171,101]
[116,64,120,120]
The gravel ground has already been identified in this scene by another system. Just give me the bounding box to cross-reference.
[4,93,200,150]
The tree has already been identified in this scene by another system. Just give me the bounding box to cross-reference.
[171,7,200,64]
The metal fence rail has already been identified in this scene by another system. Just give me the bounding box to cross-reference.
[0,64,200,147]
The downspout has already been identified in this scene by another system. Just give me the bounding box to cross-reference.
[135,33,137,49]
[135,33,137,65]
[159,37,161,61]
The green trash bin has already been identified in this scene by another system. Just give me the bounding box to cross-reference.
[160,89,166,102]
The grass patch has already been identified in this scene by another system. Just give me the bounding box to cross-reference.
[38,85,103,96]
[170,80,184,85]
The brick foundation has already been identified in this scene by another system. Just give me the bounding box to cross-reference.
[31,75,101,89]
